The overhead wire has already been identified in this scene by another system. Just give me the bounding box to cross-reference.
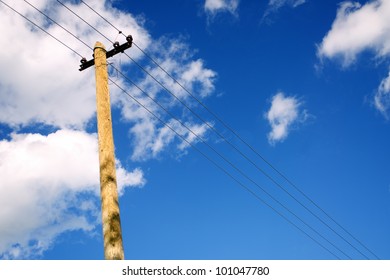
[23,0,92,51]
[58,1,353,258]
[109,77,342,260]
[120,51,369,259]
[6,0,342,259]
[0,0,83,58]
[5,0,374,259]
[109,64,351,259]
[51,0,372,259]
[56,0,113,44]
[78,0,379,260]
[79,0,376,260]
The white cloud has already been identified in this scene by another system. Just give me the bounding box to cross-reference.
[0,0,150,129]
[116,37,216,160]
[375,70,390,119]
[0,129,145,259]
[204,0,239,15]
[317,0,390,66]
[128,118,211,161]
[263,0,306,20]
[265,92,306,145]
[268,0,306,10]
[177,122,210,151]
[138,37,217,102]
[181,60,216,98]
[317,0,390,118]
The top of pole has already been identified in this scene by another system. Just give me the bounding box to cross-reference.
[79,36,133,71]
[94,41,106,52]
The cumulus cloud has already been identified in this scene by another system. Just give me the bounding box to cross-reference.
[317,0,390,118]
[0,0,150,129]
[317,0,390,65]
[204,0,239,16]
[265,92,307,145]
[0,129,145,259]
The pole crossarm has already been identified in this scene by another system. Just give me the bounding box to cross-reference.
[79,35,133,71]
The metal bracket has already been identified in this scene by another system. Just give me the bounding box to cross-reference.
[79,35,133,71]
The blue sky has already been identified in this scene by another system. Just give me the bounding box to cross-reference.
[0,0,389,260]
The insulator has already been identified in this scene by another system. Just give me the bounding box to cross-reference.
[80,57,87,64]
[126,35,133,44]
[113,41,120,48]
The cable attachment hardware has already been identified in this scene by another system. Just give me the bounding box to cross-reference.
[126,35,133,46]
[79,35,133,71]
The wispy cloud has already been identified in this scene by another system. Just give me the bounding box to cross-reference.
[268,0,306,10]
[375,71,390,119]
[317,0,390,118]
[128,118,211,161]
[265,92,307,145]
[204,0,239,16]
[0,129,145,259]
[118,36,216,161]
[263,0,306,21]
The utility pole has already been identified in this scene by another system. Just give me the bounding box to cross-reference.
[79,36,132,260]
[94,41,123,260]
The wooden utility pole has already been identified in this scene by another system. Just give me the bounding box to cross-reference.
[94,41,124,260]
[79,36,132,259]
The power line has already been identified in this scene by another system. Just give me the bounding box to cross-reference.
[127,41,377,260]
[17,4,338,258]
[80,0,120,33]
[10,0,372,259]
[78,0,379,260]
[0,0,83,58]
[121,54,370,259]
[24,0,92,52]
[56,0,113,44]
[56,0,371,259]
[108,77,342,260]
[110,63,352,259]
